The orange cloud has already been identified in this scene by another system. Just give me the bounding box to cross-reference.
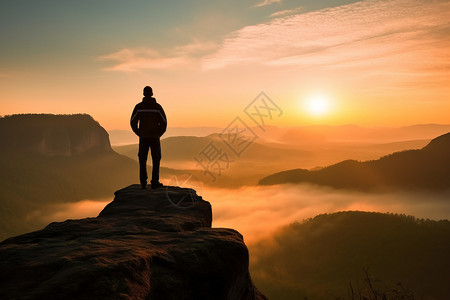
[204,0,450,80]
[254,0,282,8]
[269,7,304,18]
[99,41,218,72]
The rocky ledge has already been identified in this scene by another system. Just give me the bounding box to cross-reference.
[0,185,266,300]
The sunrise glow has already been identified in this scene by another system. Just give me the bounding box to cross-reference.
[304,94,332,117]
[1,0,449,128]
[1,2,450,299]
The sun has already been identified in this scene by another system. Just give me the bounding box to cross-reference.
[304,93,332,116]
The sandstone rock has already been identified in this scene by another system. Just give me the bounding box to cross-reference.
[0,185,266,300]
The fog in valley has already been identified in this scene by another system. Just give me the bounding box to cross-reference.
[26,184,450,246]
[24,125,450,245]
[3,122,450,299]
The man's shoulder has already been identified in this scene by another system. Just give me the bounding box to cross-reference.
[153,100,164,109]
[134,101,144,109]
[134,99,163,111]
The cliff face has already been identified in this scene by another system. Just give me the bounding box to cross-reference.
[0,114,111,156]
[0,185,266,300]
[0,113,135,241]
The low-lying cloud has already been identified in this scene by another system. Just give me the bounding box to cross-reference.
[204,184,450,244]
[25,185,450,246]
[26,199,111,226]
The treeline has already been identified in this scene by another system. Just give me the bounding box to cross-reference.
[250,211,450,299]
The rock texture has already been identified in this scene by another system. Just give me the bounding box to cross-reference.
[0,185,266,300]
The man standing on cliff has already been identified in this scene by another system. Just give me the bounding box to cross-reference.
[130,86,167,189]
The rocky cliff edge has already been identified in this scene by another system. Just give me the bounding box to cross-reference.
[0,185,266,300]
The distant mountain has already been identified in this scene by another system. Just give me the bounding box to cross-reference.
[115,134,443,188]
[0,115,222,240]
[110,124,450,146]
[115,134,308,162]
[0,114,111,156]
[259,132,450,191]
[114,136,212,162]
[278,124,450,144]
[0,114,138,240]
[108,127,223,145]
[251,211,450,299]
[113,134,309,187]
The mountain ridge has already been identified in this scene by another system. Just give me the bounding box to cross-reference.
[0,114,111,156]
[0,114,137,240]
[259,132,450,191]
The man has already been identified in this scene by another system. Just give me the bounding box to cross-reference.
[130,86,167,189]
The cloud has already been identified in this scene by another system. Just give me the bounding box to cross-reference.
[203,0,450,76]
[99,40,218,72]
[254,0,282,8]
[24,185,450,247]
[269,7,304,18]
[98,0,450,88]
[99,48,191,72]
[205,184,450,244]
[26,199,111,225]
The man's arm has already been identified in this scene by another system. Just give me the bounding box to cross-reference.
[130,105,140,136]
[159,105,167,134]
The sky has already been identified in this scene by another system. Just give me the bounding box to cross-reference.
[1,0,449,130]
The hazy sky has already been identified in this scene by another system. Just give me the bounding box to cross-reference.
[1,0,449,129]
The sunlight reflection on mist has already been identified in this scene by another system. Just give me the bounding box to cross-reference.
[26,199,112,225]
[204,184,450,245]
[26,185,450,246]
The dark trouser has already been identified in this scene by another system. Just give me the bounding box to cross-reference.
[138,137,161,185]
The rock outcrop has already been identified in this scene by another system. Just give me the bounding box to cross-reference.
[0,114,111,156]
[0,185,266,300]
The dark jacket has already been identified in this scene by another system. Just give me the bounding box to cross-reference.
[130,97,167,138]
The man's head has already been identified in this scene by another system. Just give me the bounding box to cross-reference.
[143,86,153,97]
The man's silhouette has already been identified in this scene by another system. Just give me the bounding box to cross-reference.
[130,86,167,189]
